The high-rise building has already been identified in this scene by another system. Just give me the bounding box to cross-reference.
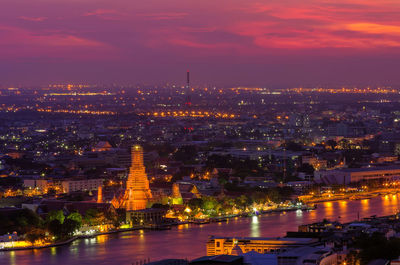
[124,145,152,211]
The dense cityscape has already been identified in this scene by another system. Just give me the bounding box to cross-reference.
[2,82,400,265]
[3,0,400,265]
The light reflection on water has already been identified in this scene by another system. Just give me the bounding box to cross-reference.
[361,199,369,213]
[9,251,15,265]
[2,195,400,265]
[324,201,334,218]
[296,209,303,218]
[251,216,260,237]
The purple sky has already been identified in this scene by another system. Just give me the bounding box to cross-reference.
[1,0,400,87]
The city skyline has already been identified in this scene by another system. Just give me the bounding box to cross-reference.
[1,0,400,86]
[3,1,400,264]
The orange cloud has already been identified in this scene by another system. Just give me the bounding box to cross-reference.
[346,23,400,35]
[226,0,400,50]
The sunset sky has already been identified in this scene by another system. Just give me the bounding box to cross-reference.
[1,0,400,86]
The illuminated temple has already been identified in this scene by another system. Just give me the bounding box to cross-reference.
[124,145,152,211]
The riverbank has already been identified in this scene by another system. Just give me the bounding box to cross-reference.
[7,189,391,253]
[0,203,315,251]
[0,226,147,252]
[300,188,400,204]
[0,195,377,252]
[3,195,399,264]
[9,189,381,252]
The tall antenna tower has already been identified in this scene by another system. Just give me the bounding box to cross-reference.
[185,70,192,107]
[184,70,193,136]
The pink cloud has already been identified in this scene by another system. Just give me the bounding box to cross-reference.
[169,38,234,50]
[84,9,118,16]
[228,21,400,50]
[0,25,115,59]
[131,0,400,53]
[224,0,400,50]
[2,0,400,85]
[84,9,122,20]
[138,12,188,20]
[18,16,48,22]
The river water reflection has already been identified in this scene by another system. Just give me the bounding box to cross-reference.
[2,195,400,265]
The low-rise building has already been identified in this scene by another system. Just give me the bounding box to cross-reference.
[126,208,167,224]
[61,178,103,193]
[314,165,400,184]
[278,247,340,265]
[23,179,49,191]
[206,236,319,256]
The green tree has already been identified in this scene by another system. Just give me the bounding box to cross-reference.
[235,195,250,210]
[84,209,106,226]
[220,197,235,214]
[47,210,65,224]
[202,197,218,211]
[266,189,281,203]
[67,212,82,227]
[25,228,46,244]
[0,208,42,235]
[251,191,268,204]
[47,219,63,239]
[201,196,221,215]
[188,198,203,210]
[62,218,80,237]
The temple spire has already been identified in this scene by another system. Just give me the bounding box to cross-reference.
[124,145,152,211]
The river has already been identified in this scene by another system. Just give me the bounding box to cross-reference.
[2,194,400,265]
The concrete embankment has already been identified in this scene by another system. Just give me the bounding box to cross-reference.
[0,226,145,252]
[301,188,400,204]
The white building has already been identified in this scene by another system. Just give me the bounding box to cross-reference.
[61,178,103,193]
[23,179,49,191]
[314,166,400,184]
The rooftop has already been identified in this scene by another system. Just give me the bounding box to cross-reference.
[191,255,243,264]
[209,236,316,243]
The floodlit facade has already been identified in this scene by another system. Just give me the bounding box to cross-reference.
[124,145,152,211]
[207,236,318,256]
